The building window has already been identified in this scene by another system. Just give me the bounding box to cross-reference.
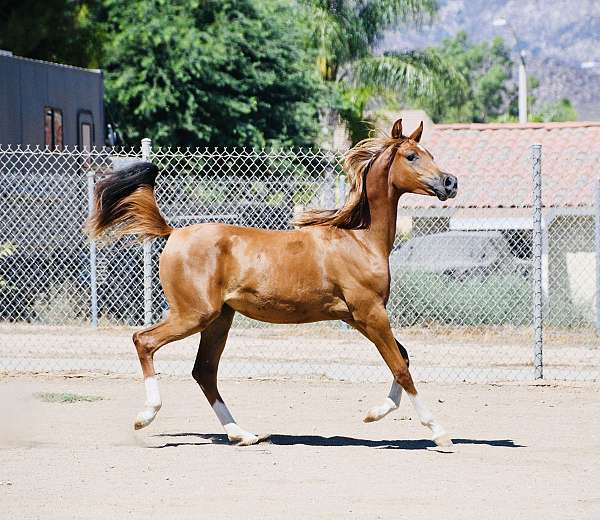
[81,122,92,151]
[78,111,95,153]
[80,120,94,169]
[44,107,63,150]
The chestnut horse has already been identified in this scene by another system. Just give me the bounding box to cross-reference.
[87,119,458,447]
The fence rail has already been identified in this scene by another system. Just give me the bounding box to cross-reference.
[0,141,598,381]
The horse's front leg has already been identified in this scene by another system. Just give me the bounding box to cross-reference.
[362,339,409,422]
[363,380,402,423]
[348,305,453,448]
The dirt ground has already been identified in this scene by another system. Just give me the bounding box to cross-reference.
[2,323,600,382]
[1,375,599,519]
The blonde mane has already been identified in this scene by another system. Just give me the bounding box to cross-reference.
[291,136,401,229]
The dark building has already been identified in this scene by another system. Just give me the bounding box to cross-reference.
[0,50,105,149]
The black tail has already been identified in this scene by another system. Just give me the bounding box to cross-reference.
[85,162,172,241]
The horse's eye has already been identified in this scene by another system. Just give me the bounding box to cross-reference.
[406,153,417,162]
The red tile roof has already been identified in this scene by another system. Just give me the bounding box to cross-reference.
[399,122,600,209]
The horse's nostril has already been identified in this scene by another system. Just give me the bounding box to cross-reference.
[443,175,457,192]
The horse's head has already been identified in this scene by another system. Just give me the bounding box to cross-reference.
[388,119,457,201]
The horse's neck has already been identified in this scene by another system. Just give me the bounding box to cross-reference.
[363,160,399,257]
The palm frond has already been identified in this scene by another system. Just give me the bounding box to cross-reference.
[351,50,465,98]
[302,0,439,75]
[358,0,438,45]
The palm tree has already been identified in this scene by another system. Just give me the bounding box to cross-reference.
[304,0,460,143]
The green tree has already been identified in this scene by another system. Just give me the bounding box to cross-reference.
[530,98,578,122]
[0,0,104,67]
[410,32,578,124]
[102,0,324,147]
[410,32,514,123]
[511,78,578,122]
[303,1,460,142]
[499,75,539,122]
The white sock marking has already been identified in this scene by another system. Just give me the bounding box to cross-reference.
[145,376,161,407]
[212,399,235,426]
[388,381,402,406]
[134,376,162,430]
[364,381,402,422]
[408,393,446,440]
[212,400,258,444]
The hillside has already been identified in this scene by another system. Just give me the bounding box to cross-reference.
[381,0,600,120]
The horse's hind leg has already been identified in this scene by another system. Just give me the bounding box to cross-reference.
[192,305,259,446]
[132,312,213,430]
[364,340,408,423]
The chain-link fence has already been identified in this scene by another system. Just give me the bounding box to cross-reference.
[1,141,598,381]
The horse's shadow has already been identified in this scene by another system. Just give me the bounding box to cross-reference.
[150,432,524,450]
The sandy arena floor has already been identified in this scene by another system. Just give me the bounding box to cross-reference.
[2,323,600,382]
[1,375,599,519]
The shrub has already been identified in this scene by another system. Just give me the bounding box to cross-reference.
[387,269,532,327]
[0,242,16,290]
[32,281,86,325]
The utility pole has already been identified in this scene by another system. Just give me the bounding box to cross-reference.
[518,50,527,123]
[493,18,528,123]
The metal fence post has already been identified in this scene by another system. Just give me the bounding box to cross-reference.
[86,170,98,328]
[336,173,347,206]
[324,154,336,208]
[141,138,153,326]
[532,144,544,379]
[596,177,600,336]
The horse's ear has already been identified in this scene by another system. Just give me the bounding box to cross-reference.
[409,121,424,143]
[391,119,403,139]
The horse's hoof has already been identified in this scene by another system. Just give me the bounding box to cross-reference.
[133,408,159,430]
[363,403,395,423]
[433,433,454,448]
[363,410,382,423]
[232,434,260,446]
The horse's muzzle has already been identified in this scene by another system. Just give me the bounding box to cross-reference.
[435,174,458,201]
